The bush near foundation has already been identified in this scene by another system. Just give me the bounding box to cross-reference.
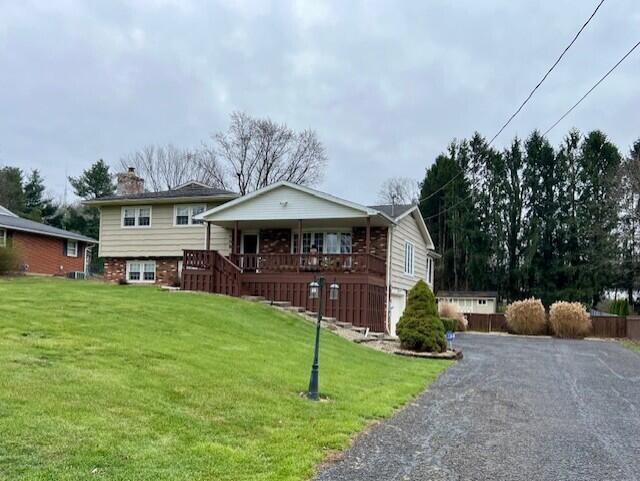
[505,298,547,335]
[0,247,19,275]
[549,302,592,338]
[438,301,468,331]
[397,280,447,353]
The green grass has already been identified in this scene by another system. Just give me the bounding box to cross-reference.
[622,339,640,354]
[0,277,448,481]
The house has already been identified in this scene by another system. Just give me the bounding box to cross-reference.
[84,168,237,285]
[0,206,96,276]
[185,181,439,334]
[436,291,498,314]
[88,172,438,334]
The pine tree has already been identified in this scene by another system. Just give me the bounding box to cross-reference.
[23,170,55,222]
[0,167,25,215]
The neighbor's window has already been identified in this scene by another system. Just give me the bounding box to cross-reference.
[175,205,206,226]
[404,241,415,275]
[478,299,487,305]
[66,240,78,257]
[0,229,5,247]
[127,260,156,283]
[122,206,152,227]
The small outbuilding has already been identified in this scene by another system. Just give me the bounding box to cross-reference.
[436,290,498,314]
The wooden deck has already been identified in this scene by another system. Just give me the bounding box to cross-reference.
[181,250,388,332]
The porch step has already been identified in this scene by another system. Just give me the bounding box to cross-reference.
[260,300,292,308]
[241,295,265,302]
[284,305,306,313]
[351,326,367,334]
[335,321,352,329]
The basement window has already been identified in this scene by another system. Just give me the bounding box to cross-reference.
[127,260,156,283]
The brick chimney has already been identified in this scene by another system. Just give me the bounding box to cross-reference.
[116,167,144,195]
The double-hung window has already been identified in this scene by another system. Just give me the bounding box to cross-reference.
[0,229,6,248]
[122,206,152,228]
[292,231,351,254]
[66,240,78,257]
[127,260,156,283]
[175,205,206,226]
[404,241,415,275]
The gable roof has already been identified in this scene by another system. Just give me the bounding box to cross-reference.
[84,183,237,206]
[368,204,415,219]
[197,181,393,222]
[0,206,18,217]
[0,213,97,243]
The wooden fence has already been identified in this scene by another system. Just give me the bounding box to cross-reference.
[466,313,639,339]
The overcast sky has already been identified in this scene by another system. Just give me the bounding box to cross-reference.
[1,0,638,204]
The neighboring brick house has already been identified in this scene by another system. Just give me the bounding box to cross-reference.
[0,206,96,276]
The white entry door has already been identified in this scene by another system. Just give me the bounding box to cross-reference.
[389,291,407,337]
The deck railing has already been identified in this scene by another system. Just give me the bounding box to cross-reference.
[229,252,386,277]
[182,250,241,297]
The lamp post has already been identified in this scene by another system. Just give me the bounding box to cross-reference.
[307,277,339,400]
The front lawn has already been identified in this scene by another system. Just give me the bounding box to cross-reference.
[0,278,448,480]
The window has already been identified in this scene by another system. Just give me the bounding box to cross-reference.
[0,229,5,248]
[174,205,206,226]
[66,240,78,257]
[478,299,487,305]
[292,231,351,254]
[127,260,156,283]
[122,206,152,228]
[404,241,415,275]
[426,257,434,285]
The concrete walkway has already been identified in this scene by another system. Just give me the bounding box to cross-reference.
[314,333,640,481]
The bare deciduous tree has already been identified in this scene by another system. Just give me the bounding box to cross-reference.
[204,112,327,195]
[120,144,226,192]
[377,176,420,205]
[119,112,327,195]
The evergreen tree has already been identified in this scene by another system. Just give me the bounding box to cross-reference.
[0,167,25,214]
[23,169,55,222]
[576,131,622,307]
[68,159,116,240]
[501,138,524,301]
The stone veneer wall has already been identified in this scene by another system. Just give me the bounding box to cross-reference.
[258,229,292,254]
[352,226,388,259]
[258,226,388,261]
[104,257,181,285]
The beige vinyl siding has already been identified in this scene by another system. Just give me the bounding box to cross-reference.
[208,184,368,221]
[99,202,231,257]
[390,212,430,291]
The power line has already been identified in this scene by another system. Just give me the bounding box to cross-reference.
[418,0,606,206]
[543,39,640,136]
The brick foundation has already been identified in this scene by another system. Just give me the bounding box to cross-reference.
[104,257,181,285]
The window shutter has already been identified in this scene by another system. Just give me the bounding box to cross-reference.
[63,240,67,256]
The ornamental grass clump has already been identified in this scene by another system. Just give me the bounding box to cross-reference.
[549,301,592,339]
[396,280,447,353]
[438,301,468,331]
[505,298,547,335]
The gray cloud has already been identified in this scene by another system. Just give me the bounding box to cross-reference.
[0,0,638,203]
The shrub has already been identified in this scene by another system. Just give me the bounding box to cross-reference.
[549,302,592,338]
[505,298,547,335]
[0,247,19,275]
[396,280,447,352]
[441,318,457,332]
[438,301,468,331]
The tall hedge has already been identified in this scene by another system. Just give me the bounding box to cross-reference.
[396,280,446,352]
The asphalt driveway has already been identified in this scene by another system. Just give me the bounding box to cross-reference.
[315,333,640,481]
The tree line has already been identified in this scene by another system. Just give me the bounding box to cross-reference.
[419,129,640,308]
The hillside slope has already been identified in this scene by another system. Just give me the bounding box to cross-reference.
[0,278,448,481]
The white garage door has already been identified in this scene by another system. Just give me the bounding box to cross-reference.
[389,291,407,337]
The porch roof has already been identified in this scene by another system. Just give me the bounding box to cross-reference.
[196,181,396,228]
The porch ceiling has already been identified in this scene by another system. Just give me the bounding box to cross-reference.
[209,216,391,229]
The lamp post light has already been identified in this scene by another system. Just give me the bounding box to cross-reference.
[307,277,339,400]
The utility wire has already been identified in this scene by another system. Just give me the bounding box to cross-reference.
[417,0,606,206]
[543,39,640,136]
